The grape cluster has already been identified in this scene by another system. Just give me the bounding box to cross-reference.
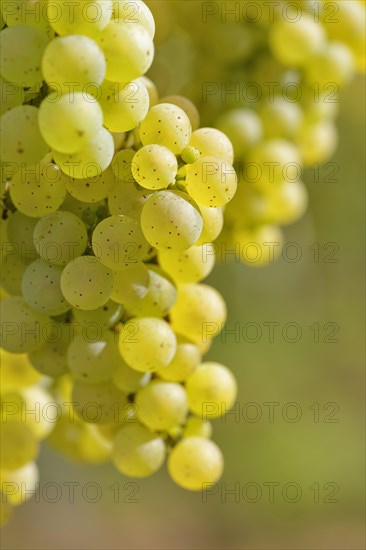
[148,0,365,265]
[0,0,239,524]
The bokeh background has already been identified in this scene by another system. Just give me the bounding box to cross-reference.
[2,3,365,549]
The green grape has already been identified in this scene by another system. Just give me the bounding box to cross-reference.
[320,1,364,43]
[95,21,154,82]
[301,90,339,123]
[233,224,284,266]
[72,380,128,424]
[67,332,120,384]
[216,109,262,158]
[64,166,115,203]
[22,259,71,316]
[186,362,237,419]
[33,210,88,266]
[0,25,48,86]
[158,243,215,284]
[98,79,149,133]
[47,0,112,35]
[72,299,122,330]
[140,190,203,251]
[181,146,200,165]
[53,127,114,179]
[189,128,234,164]
[61,193,105,225]
[42,34,106,92]
[139,103,192,154]
[125,265,177,317]
[0,296,50,353]
[269,12,325,67]
[183,416,212,439]
[0,348,41,391]
[260,97,303,140]
[304,42,355,88]
[297,120,338,166]
[111,149,135,181]
[111,264,149,305]
[0,420,39,470]
[9,156,66,217]
[136,380,188,431]
[0,462,39,506]
[170,284,226,344]
[0,77,23,116]
[112,358,150,394]
[77,423,112,463]
[28,323,70,378]
[38,92,103,154]
[60,255,114,310]
[1,251,31,295]
[0,105,49,165]
[185,156,237,208]
[7,212,38,256]
[159,95,200,131]
[108,179,152,220]
[196,206,224,245]
[131,144,178,190]
[168,436,223,491]
[156,335,200,382]
[112,424,165,478]
[0,0,51,33]
[265,180,308,225]
[119,317,176,372]
[92,214,148,271]
[112,0,155,38]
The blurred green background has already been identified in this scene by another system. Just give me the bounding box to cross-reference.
[2,8,365,550]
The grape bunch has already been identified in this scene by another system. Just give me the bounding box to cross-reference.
[0,0,239,524]
[147,0,365,265]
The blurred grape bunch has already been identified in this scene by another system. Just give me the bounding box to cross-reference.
[146,0,365,266]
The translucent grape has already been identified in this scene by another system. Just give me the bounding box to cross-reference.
[1,0,51,34]
[33,210,88,266]
[47,0,112,35]
[170,284,227,344]
[140,190,203,251]
[112,424,165,478]
[260,97,303,139]
[168,436,223,490]
[158,243,215,284]
[265,180,308,225]
[72,299,123,330]
[139,103,192,154]
[0,420,39,470]
[72,380,128,424]
[159,95,200,130]
[60,255,114,310]
[156,336,200,383]
[64,166,115,203]
[22,259,71,316]
[112,0,155,38]
[0,105,49,165]
[38,92,103,154]
[0,296,50,353]
[0,462,39,506]
[113,359,150,394]
[131,144,178,190]
[111,264,149,305]
[92,214,149,271]
[136,380,188,431]
[7,212,38,256]
[138,76,159,106]
[233,224,284,266]
[216,109,262,158]
[67,332,120,384]
[305,42,355,88]
[183,416,212,439]
[98,79,149,133]
[29,323,70,378]
[125,265,177,317]
[0,25,49,86]
[42,34,106,92]
[119,317,176,372]
[108,179,152,220]
[297,120,338,166]
[0,348,41,391]
[53,127,114,179]
[95,21,154,82]
[1,250,31,295]
[196,206,224,245]
[189,128,234,164]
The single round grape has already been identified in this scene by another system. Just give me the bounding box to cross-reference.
[29,323,70,378]
[0,420,39,470]
[233,224,284,267]
[305,42,355,88]
[185,156,237,207]
[136,380,188,431]
[139,103,192,154]
[92,214,149,271]
[0,296,50,353]
[132,144,178,190]
[113,359,150,394]
[67,332,120,384]
[216,108,262,158]
[119,317,176,372]
[7,212,38,255]
[112,424,165,478]
[158,243,215,284]
[108,179,152,220]
[0,105,49,165]
[98,79,149,133]
[42,34,106,92]
[181,146,201,164]
[0,462,39,506]
[265,180,308,225]
[64,167,115,203]
[183,416,212,439]
[0,25,49,86]
[38,92,103,154]
[47,0,112,35]
[186,362,237,419]
[156,336,200,382]
[22,259,71,316]
[60,256,114,310]
[126,265,177,317]
[168,436,223,490]
[111,264,150,305]
[1,251,31,295]
[170,284,226,343]
[0,348,41,390]
[141,190,203,251]
[33,210,88,266]
[112,0,155,38]
[72,299,123,330]
[196,206,224,245]
[1,0,51,35]
[297,120,338,166]
[95,21,154,82]
[189,128,234,164]
[72,380,128,424]
[53,127,114,179]
[159,95,200,130]
[260,97,303,140]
